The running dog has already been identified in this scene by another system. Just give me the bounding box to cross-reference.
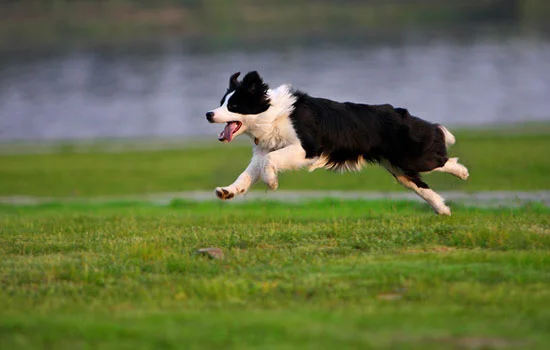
[205,71,469,215]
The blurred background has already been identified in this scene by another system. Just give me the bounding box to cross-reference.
[0,0,549,142]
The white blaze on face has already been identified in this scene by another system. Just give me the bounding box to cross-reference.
[207,91,244,142]
[222,92,233,106]
[208,91,236,123]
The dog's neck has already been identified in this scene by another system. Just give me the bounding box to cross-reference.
[264,84,297,122]
[245,84,299,149]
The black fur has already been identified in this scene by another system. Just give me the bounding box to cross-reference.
[288,91,448,187]
[221,71,270,115]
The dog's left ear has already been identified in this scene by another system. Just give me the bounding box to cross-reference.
[242,71,269,95]
[229,72,240,90]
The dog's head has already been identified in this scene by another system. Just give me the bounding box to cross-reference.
[206,71,270,142]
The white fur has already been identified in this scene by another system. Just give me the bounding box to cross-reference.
[260,144,317,190]
[249,85,301,149]
[309,154,366,172]
[439,125,456,148]
[432,157,469,180]
[213,85,318,200]
[215,145,266,198]
[402,178,451,216]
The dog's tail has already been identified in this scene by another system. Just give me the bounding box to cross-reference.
[438,125,456,148]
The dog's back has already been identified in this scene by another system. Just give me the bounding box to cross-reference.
[289,92,448,174]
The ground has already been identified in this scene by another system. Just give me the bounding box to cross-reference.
[0,126,549,349]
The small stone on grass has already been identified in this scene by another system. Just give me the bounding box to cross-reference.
[377,293,403,301]
[196,248,224,260]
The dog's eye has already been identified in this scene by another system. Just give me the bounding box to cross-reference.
[229,104,238,109]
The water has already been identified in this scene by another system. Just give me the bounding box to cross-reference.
[1,29,549,142]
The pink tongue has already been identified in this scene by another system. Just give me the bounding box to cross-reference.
[219,122,238,142]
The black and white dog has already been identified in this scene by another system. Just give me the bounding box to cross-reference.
[206,71,469,215]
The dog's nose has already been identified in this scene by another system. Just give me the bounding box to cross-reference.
[206,111,215,122]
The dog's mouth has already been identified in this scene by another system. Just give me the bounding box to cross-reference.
[218,121,242,142]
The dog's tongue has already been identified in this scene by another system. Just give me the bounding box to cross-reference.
[218,122,238,142]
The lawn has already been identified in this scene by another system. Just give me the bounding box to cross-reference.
[1,126,549,349]
[0,200,549,349]
[0,129,549,197]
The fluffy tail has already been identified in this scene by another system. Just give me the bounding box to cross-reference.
[438,125,456,148]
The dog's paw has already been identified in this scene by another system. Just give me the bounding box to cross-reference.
[456,164,469,180]
[435,205,451,216]
[448,158,469,180]
[266,179,278,191]
[261,164,279,191]
[215,187,235,200]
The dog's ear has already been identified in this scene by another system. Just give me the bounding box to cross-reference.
[229,72,240,90]
[242,71,269,95]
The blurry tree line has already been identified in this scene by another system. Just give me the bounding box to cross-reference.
[0,0,547,13]
[0,0,548,48]
[2,0,547,20]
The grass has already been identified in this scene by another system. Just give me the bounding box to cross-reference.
[1,127,549,348]
[1,130,549,197]
[1,200,549,349]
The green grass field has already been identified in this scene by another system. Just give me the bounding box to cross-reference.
[1,127,549,349]
[1,200,549,349]
[1,129,549,197]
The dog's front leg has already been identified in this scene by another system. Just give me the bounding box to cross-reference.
[261,144,314,190]
[215,146,266,200]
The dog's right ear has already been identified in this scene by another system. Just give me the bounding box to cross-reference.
[229,72,240,90]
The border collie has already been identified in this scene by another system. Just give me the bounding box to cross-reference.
[206,71,469,215]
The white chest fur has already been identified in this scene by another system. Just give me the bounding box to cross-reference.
[250,116,299,152]
[244,85,300,152]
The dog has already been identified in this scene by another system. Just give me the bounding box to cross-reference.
[206,71,469,215]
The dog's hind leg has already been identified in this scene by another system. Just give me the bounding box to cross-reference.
[432,157,469,180]
[439,125,456,148]
[215,146,266,200]
[382,161,451,215]
[397,173,451,215]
